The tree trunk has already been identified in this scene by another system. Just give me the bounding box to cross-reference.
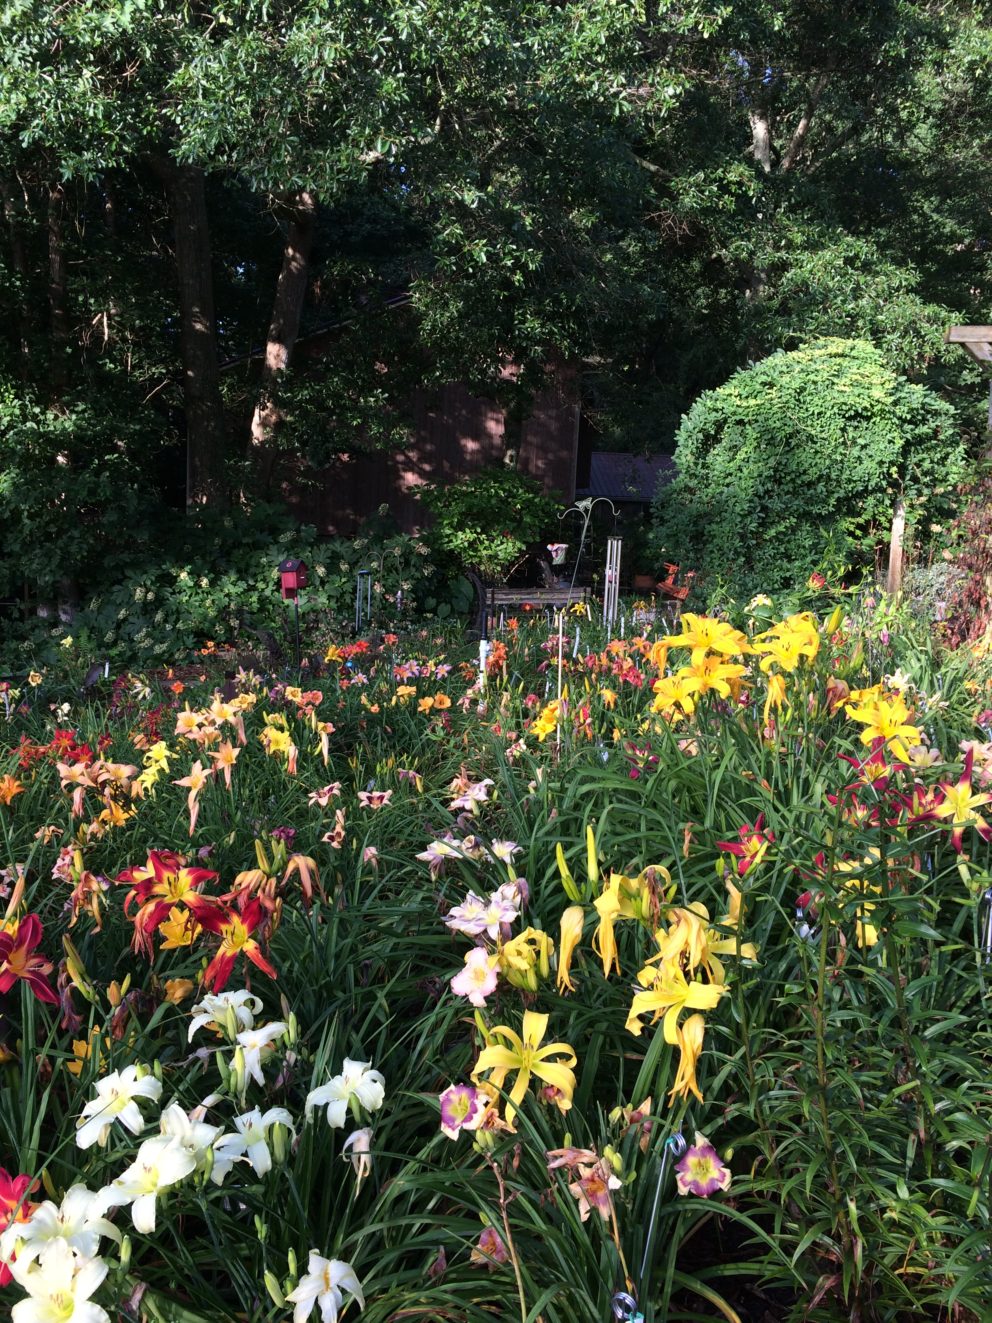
[2,177,31,376]
[248,190,317,494]
[156,159,228,509]
[48,182,70,401]
[749,106,774,173]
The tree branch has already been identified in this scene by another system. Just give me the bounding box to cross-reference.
[780,72,831,172]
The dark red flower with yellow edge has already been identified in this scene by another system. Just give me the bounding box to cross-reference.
[0,1166,39,1285]
[716,813,774,877]
[0,913,58,1004]
[117,850,217,957]
[186,894,277,992]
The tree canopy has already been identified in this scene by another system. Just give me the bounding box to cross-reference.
[0,0,989,600]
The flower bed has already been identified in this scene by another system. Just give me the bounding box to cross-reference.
[1,603,991,1321]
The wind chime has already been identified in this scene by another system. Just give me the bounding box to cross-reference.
[602,535,622,632]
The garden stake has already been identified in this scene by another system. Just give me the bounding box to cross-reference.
[631,1129,686,1321]
[479,638,490,690]
[556,609,565,751]
[355,570,372,633]
[982,887,992,961]
[573,627,581,658]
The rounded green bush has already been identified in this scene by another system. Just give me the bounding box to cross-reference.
[651,337,966,599]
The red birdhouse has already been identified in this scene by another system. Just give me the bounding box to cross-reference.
[278,558,308,600]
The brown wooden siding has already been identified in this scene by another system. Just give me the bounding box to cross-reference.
[287,360,579,534]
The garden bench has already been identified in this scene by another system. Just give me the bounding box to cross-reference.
[466,572,590,636]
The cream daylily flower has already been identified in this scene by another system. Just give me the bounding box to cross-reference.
[306,1060,385,1129]
[75,1066,162,1150]
[9,1238,110,1323]
[286,1252,364,1323]
[0,1185,119,1269]
[99,1135,196,1234]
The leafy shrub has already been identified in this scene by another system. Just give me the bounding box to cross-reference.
[652,338,966,601]
[0,380,171,598]
[1,505,470,668]
[418,467,560,582]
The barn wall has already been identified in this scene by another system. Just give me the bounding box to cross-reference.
[286,360,579,535]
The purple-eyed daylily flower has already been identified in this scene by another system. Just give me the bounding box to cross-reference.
[438,1084,485,1140]
[357,789,392,810]
[675,1132,731,1198]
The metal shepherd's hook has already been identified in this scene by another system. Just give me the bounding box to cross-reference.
[559,497,620,610]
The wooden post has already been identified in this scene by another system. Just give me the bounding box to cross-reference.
[886,498,905,599]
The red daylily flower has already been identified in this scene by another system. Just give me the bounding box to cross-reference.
[932,748,992,854]
[187,895,277,992]
[118,850,218,956]
[0,913,58,1004]
[0,1166,39,1285]
[717,813,774,877]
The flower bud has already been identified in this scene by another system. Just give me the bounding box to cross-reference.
[271,1122,288,1165]
[264,1271,285,1308]
[254,1215,267,1242]
[153,1059,163,1083]
[585,824,599,887]
[119,1235,131,1275]
[287,1248,298,1278]
[224,1004,239,1042]
[200,1144,215,1186]
[230,1045,247,1096]
[555,843,581,903]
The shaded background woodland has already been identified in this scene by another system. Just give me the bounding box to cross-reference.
[2,0,991,619]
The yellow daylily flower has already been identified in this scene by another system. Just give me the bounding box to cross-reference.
[497,926,553,992]
[625,961,727,1040]
[651,674,696,720]
[668,1012,706,1106]
[661,613,750,665]
[846,694,921,763]
[472,1011,577,1129]
[557,906,585,993]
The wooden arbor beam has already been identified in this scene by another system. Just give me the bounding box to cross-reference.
[945,325,992,366]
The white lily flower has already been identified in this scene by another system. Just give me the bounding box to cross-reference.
[285,1251,364,1323]
[99,1136,196,1234]
[75,1066,162,1150]
[305,1060,385,1129]
[235,1021,287,1088]
[209,1132,249,1185]
[223,1106,295,1177]
[188,989,262,1041]
[158,1102,223,1173]
[0,1185,119,1270]
[342,1128,373,1194]
[9,1238,109,1323]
